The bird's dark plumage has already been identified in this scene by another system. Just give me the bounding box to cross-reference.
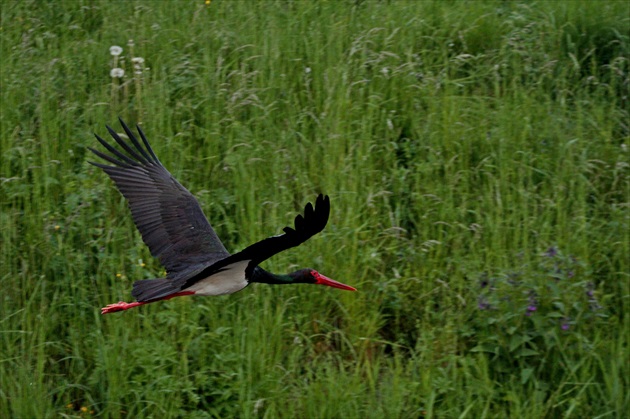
[89,119,351,311]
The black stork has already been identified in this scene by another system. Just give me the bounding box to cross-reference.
[89,119,356,315]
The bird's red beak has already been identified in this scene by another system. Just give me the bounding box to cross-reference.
[313,272,357,291]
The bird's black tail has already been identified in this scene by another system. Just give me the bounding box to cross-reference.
[132,278,179,302]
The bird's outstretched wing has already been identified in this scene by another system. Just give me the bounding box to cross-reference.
[174,194,331,291]
[89,118,230,277]
[205,194,329,270]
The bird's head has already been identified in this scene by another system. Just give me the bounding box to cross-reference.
[289,268,357,291]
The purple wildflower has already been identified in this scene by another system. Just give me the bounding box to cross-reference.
[586,282,602,311]
[544,247,558,258]
[525,290,538,316]
[525,305,537,316]
[561,318,570,330]
[477,296,490,310]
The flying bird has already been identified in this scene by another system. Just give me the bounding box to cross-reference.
[89,119,356,314]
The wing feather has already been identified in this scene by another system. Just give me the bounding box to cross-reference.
[178,194,330,289]
[90,118,230,277]
[236,194,330,264]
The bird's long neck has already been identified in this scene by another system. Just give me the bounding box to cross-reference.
[249,266,295,285]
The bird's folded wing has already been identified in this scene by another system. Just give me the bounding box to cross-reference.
[89,118,230,276]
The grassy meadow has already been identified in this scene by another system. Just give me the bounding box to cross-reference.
[1,0,628,417]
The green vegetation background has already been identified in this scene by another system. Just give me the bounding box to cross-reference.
[1,1,628,417]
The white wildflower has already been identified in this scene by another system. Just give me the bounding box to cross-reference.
[110,68,125,78]
[253,399,264,416]
[109,45,123,56]
[304,67,311,74]
[131,57,145,64]
[127,39,135,47]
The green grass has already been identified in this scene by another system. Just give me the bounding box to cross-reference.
[1,0,628,417]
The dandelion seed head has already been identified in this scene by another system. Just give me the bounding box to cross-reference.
[109,45,123,56]
[253,399,264,415]
[304,67,311,74]
[131,57,145,64]
[110,68,125,78]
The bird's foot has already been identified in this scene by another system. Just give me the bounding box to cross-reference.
[101,301,143,314]
[100,292,194,315]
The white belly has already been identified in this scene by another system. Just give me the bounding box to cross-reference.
[184,260,250,296]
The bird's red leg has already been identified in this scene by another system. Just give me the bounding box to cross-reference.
[101,301,147,314]
[100,291,195,315]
